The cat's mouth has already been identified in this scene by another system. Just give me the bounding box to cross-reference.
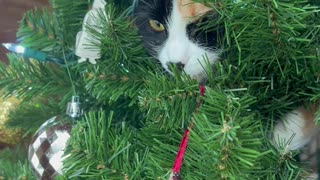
[167,62,185,72]
[165,60,208,82]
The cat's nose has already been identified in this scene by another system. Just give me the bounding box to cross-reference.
[167,62,185,71]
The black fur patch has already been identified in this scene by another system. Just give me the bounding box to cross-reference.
[134,0,173,56]
[186,15,224,49]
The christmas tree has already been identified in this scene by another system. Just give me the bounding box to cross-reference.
[0,0,320,179]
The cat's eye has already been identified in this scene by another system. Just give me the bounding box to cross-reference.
[148,20,165,32]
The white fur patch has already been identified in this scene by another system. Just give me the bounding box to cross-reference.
[157,0,220,79]
[273,110,314,150]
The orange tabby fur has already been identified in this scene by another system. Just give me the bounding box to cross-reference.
[301,102,319,136]
[177,0,211,19]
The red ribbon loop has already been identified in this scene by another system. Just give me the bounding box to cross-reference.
[171,85,205,175]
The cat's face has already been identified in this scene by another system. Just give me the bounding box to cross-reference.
[135,0,222,80]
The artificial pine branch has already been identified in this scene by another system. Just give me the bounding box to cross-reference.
[6,97,63,135]
[17,8,58,52]
[140,72,199,130]
[50,0,91,49]
[81,2,161,104]
[1,0,319,179]
[62,111,147,179]
[0,146,35,179]
[0,55,72,102]
[201,0,320,117]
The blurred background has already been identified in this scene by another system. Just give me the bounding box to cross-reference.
[0,0,48,63]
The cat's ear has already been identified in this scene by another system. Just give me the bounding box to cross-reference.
[178,0,212,19]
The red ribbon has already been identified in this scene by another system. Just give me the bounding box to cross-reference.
[171,85,205,176]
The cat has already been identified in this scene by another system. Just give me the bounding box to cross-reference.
[134,0,319,175]
[134,0,223,81]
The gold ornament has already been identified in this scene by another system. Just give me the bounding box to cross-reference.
[0,96,22,147]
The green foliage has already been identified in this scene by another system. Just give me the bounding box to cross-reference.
[83,3,160,104]
[140,72,199,130]
[7,97,63,135]
[0,54,73,103]
[50,0,91,49]
[62,111,147,179]
[1,0,320,179]
[208,0,320,114]
[17,8,58,53]
[141,88,263,179]
[0,146,35,179]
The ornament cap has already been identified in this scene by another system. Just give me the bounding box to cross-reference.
[66,96,82,118]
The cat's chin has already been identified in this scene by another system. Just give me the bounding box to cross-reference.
[190,72,208,83]
[170,69,208,83]
[163,64,208,83]
[183,64,209,83]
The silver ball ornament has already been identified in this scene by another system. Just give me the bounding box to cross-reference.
[28,96,81,179]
